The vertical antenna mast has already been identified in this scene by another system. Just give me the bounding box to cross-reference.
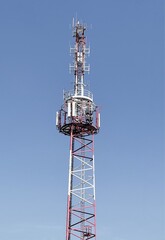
[56,20,100,240]
[70,20,90,97]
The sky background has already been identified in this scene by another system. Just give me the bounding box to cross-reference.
[0,0,164,240]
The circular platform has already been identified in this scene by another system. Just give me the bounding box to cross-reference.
[59,122,99,136]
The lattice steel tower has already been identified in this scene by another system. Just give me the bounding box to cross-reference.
[56,20,100,240]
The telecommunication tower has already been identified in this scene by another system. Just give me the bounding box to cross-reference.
[56,20,100,240]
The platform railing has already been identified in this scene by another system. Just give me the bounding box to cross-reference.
[63,89,93,101]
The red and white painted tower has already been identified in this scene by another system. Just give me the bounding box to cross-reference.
[56,20,100,240]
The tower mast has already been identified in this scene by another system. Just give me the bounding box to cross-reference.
[56,20,100,240]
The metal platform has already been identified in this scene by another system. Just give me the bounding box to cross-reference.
[59,122,99,136]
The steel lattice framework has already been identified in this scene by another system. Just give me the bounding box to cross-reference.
[56,20,100,240]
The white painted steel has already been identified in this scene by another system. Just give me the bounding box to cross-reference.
[93,154,96,201]
[56,112,59,126]
[67,102,71,117]
[72,102,76,116]
[68,149,72,195]
[98,112,100,128]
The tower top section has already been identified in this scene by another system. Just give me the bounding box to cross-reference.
[72,19,87,36]
[56,20,100,136]
[65,19,91,102]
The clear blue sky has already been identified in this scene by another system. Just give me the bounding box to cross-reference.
[0,0,164,240]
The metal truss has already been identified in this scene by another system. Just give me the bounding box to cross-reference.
[66,130,96,240]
